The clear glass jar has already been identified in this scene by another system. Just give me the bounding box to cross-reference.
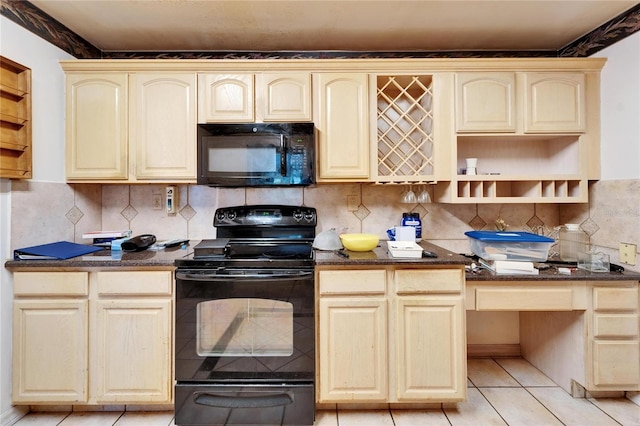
[559,224,588,262]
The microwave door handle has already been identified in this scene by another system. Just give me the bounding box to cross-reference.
[280,134,287,176]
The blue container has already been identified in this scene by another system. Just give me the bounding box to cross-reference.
[464,231,554,261]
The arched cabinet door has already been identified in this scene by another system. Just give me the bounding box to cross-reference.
[314,73,370,180]
[66,73,128,180]
[455,72,516,132]
[198,73,254,122]
[524,73,586,133]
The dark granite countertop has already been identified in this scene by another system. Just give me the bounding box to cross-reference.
[315,240,468,266]
[4,244,193,269]
[5,239,640,283]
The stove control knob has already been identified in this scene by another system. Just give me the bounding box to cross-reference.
[293,210,303,222]
[304,210,315,222]
[215,211,226,222]
[227,211,237,221]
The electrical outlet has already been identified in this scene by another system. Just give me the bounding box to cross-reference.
[152,194,162,210]
[347,195,359,212]
[619,243,637,266]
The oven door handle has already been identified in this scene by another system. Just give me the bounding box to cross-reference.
[176,270,313,281]
[194,392,293,409]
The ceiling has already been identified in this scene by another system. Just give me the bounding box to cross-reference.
[29,0,638,53]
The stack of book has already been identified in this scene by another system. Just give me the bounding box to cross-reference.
[82,230,132,248]
[478,258,539,275]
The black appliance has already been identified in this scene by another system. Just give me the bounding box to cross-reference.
[174,205,316,426]
[197,123,315,187]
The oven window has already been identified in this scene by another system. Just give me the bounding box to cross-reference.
[197,298,293,357]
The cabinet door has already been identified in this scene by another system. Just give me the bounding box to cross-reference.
[198,73,254,122]
[524,73,585,133]
[130,73,196,180]
[395,296,466,401]
[13,300,88,402]
[66,73,128,179]
[91,298,172,403]
[455,73,516,132]
[257,72,312,122]
[592,341,640,387]
[314,73,370,180]
[318,297,387,402]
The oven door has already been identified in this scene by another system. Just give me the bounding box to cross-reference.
[175,268,315,383]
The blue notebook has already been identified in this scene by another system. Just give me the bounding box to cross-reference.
[14,241,103,260]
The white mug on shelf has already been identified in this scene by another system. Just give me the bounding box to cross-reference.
[465,158,478,175]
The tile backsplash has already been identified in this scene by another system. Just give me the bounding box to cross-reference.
[10,179,640,272]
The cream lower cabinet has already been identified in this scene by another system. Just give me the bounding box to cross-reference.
[317,266,466,404]
[13,272,89,403]
[474,280,640,394]
[589,284,640,390]
[12,269,173,405]
[65,71,196,182]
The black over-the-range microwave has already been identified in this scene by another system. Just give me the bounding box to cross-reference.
[197,123,315,187]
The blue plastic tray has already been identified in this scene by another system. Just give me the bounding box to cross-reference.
[464,231,554,243]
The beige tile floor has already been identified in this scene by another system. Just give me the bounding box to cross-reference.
[12,358,640,426]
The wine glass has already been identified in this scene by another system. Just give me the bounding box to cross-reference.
[401,185,417,204]
[417,185,431,204]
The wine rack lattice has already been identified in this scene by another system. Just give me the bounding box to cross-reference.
[376,75,434,182]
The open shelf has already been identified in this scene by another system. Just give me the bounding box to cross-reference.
[1,56,31,179]
[374,74,434,182]
[456,135,581,177]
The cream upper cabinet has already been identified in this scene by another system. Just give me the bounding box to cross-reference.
[455,73,516,133]
[314,73,370,180]
[317,267,466,404]
[455,72,585,134]
[256,73,312,121]
[66,73,128,180]
[524,72,586,133]
[198,73,254,122]
[198,72,311,123]
[130,73,196,180]
[11,270,173,405]
[66,72,197,182]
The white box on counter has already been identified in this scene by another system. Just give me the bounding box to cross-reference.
[387,241,423,258]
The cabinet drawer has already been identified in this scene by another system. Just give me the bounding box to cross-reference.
[594,314,639,338]
[593,287,638,311]
[395,269,463,294]
[96,271,173,296]
[13,272,88,296]
[475,287,573,311]
[319,270,386,295]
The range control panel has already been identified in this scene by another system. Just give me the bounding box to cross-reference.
[214,205,317,227]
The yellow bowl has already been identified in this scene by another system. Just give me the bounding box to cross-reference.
[339,233,380,252]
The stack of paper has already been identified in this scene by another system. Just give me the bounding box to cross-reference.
[478,258,539,275]
[82,230,132,247]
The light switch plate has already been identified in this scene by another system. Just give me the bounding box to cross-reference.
[166,186,176,214]
[619,242,637,266]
